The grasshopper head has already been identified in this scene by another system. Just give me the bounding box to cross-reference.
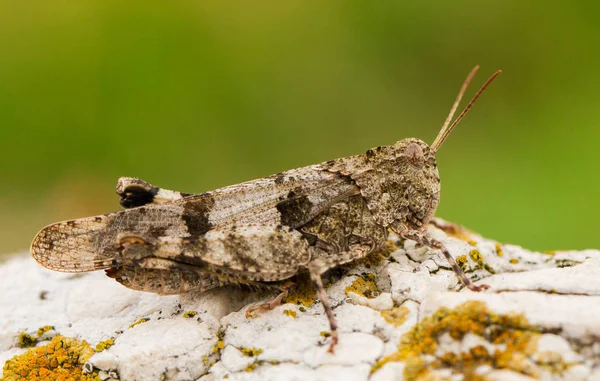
[323,67,500,233]
[389,67,501,232]
[389,138,440,230]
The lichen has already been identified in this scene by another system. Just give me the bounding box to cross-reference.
[371,301,551,380]
[245,363,258,372]
[241,347,263,357]
[381,306,410,327]
[320,331,331,337]
[495,243,504,257]
[183,311,198,318]
[456,255,468,271]
[469,249,484,265]
[461,249,495,274]
[2,335,99,381]
[345,273,379,298]
[211,329,226,354]
[283,309,297,318]
[509,258,519,264]
[353,240,398,268]
[95,338,115,352]
[36,326,54,338]
[468,240,478,247]
[17,326,55,348]
[18,333,37,348]
[282,275,317,308]
[128,317,150,328]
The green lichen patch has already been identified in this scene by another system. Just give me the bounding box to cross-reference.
[2,335,99,381]
[183,311,198,318]
[381,306,410,327]
[128,317,150,328]
[282,275,317,308]
[372,301,549,380]
[241,347,263,357]
[345,273,379,299]
[95,338,115,352]
[283,309,297,319]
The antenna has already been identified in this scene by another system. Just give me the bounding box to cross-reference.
[431,67,502,152]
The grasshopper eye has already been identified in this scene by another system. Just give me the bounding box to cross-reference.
[405,142,425,168]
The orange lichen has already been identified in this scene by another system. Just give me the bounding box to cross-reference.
[372,301,545,380]
[2,335,99,381]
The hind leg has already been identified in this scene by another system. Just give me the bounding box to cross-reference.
[305,244,372,353]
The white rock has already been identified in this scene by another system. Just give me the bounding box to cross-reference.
[1,220,599,381]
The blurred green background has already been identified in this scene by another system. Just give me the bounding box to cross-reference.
[1,1,599,255]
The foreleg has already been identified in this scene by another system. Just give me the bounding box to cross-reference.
[401,229,489,291]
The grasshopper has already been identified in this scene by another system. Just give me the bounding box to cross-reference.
[31,66,500,352]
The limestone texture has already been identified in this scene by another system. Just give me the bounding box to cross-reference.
[1,218,599,381]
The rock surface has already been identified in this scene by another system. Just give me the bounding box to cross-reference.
[1,218,599,381]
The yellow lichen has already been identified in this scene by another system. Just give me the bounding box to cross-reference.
[210,329,227,354]
[469,249,483,265]
[495,243,504,257]
[456,255,468,270]
[468,240,478,247]
[2,335,99,381]
[282,275,317,308]
[320,331,331,337]
[372,301,546,380]
[183,311,198,318]
[353,240,398,268]
[241,347,263,357]
[18,332,37,348]
[95,338,115,352]
[381,306,410,327]
[128,317,150,328]
[283,309,297,318]
[245,363,257,372]
[509,258,519,264]
[36,326,54,338]
[345,273,379,299]
[17,326,56,348]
